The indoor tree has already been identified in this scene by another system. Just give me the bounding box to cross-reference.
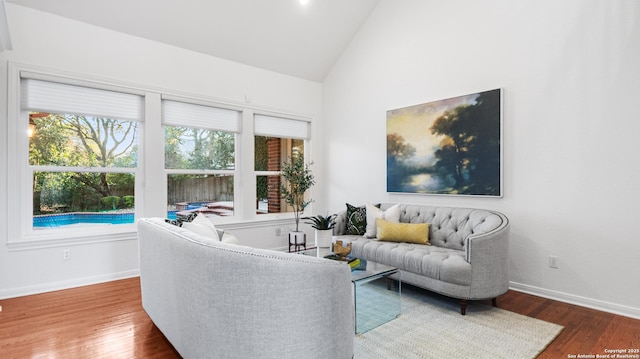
[280,155,315,233]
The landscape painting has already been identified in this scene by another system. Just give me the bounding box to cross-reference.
[387,89,502,196]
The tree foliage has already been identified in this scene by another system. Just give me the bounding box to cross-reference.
[280,155,315,232]
[101,196,121,210]
[164,126,234,170]
[163,126,235,204]
[30,113,138,213]
[255,136,269,200]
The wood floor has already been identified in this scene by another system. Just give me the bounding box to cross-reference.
[0,277,638,358]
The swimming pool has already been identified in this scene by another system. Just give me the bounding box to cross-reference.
[33,212,135,228]
[33,210,183,228]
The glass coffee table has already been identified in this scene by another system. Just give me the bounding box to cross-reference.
[291,247,401,334]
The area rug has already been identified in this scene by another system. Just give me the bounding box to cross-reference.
[354,284,563,359]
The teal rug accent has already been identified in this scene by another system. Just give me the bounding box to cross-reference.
[354,284,563,359]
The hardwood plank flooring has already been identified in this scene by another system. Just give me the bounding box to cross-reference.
[0,277,638,358]
[497,290,640,359]
[0,278,180,358]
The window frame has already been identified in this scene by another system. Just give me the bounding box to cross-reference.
[253,113,311,218]
[161,97,242,222]
[8,65,145,247]
[6,62,314,249]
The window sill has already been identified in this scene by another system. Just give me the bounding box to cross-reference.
[7,216,301,251]
[8,225,138,251]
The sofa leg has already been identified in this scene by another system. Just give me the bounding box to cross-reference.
[492,298,497,307]
[460,299,467,315]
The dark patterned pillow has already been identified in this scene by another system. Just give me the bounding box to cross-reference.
[346,203,368,235]
[165,212,198,227]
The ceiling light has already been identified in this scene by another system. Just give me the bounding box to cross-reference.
[299,0,309,5]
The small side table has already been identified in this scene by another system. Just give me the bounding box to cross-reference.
[288,232,306,252]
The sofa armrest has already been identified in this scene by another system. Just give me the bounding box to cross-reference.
[465,212,510,299]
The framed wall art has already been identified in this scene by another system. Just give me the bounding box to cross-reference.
[386,88,502,197]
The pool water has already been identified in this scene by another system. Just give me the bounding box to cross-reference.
[33,212,135,228]
[33,211,181,228]
[185,202,208,210]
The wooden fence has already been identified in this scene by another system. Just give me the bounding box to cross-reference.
[167,176,233,206]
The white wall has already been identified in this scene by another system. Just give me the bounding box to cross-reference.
[3,1,639,320]
[0,4,323,298]
[323,0,640,318]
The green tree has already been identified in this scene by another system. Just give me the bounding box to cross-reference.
[29,113,137,212]
[164,126,188,168]
[122,195,135,208]
[29,115,68,167]
[61,115,137,197]
[255,136,269,200]
[183,128,234,170]
[101,196,121,210]
[165,126,234,170]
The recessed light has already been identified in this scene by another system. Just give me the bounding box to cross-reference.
[299,0,309,5]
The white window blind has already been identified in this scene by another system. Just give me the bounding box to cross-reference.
[162,100,241,133]
[21,78,143,121]
[254,114,309,140]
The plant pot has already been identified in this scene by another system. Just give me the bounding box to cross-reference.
[315,229,333,248]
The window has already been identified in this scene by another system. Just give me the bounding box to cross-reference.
[254,114,309,215]
[22,77,142,231]
[9,64,314,246]
[162,99,240,219]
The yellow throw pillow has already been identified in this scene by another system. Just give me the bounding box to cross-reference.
[376,219,430,245]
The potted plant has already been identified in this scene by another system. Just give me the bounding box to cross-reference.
[303,213,336,248]
[280,155,315,250]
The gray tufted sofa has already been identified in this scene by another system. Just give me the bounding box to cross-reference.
[333,203,510,314]
[138,218,354,359]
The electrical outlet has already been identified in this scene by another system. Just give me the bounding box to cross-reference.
[275,227,282,236]
[63,249,71,260]
[549,255,558,268]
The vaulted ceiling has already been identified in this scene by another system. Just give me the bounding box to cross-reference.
[7,0,381,82]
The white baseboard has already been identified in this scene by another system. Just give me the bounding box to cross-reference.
[509,281,640,320]
[5,275,638,320]
[0,270,140,300]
